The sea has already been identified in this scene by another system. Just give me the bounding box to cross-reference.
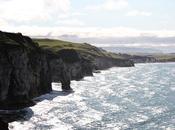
[9,63,175,130]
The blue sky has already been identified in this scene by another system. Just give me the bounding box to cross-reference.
[73,0,175,30]
[0,0,175,37]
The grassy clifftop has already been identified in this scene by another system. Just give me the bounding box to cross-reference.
[33,39,124,60]
[34,38,175,63]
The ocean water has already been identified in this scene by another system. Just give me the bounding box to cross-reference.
[9,63,175,130]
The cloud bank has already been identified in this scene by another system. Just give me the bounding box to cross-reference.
[126,10,152,16]
[0,0,71,22]
[0,0,175,38]
[86,0,128,11]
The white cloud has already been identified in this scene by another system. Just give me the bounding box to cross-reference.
[56,19,85,26]
[86,0,128,11]
[58,12,86,19]
[0,0,174,38]
[2,25,175,38]
[127,10,152,16]
[0,19,8,27]
[0,0,71,22]
[0,0,86,27]
[91,43,175,48]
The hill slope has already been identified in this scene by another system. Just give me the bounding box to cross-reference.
[34,39,134,69]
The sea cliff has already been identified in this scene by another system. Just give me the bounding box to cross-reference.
[0,31,51,109]
[0,31,134,110]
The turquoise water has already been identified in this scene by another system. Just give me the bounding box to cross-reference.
[10,63,175,130]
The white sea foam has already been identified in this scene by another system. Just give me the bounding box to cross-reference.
[9,63,175,130]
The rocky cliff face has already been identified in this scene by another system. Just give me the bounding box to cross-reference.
[120,54,157,63]
[94,56,134,70]
[0,31,134,110]
[0,31,52,109]
[0,32,94,109]
[50,49,94,91]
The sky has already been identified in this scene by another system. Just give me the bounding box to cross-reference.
[0,0,175,38]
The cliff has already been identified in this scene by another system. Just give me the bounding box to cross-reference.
[119,53,175,63]
[0,31,134,110]
[151,53,175,62]
[0,31,52,110]
[119,54,157,63]
[34,39,134,69]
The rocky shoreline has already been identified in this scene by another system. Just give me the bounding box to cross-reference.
[0,31,134,111]
[1,31,175,129]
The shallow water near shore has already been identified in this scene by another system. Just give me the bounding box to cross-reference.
[10,63,175,130]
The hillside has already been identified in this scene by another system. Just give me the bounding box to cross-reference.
[34,39,125,59]
[34,38,175,64]
[34,39,134,69]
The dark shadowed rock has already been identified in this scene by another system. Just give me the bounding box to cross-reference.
[0,31,52,110]
[0,118,9,130]
[57,49,81,63]
[0,31,93,109]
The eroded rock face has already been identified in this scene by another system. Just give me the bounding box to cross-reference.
[119,54,157,63]
[50,49,93,90]
[0,31,52,109]
[0,31,134,110]
[94,57,134,70]
[0,32,94,109]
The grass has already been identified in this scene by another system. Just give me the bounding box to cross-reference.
[35,38,175,62]
[33,38,124,59]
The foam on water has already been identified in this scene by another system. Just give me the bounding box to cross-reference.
[9,63,175,130]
